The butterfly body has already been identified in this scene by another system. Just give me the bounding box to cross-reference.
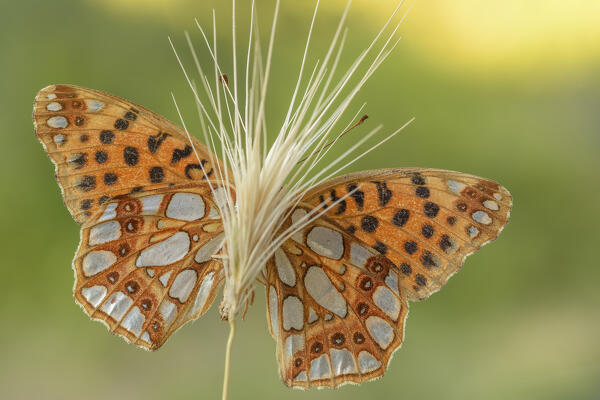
[34,84,511,388]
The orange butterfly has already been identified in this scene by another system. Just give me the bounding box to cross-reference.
[34,84,511,389]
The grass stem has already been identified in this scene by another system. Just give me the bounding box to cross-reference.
[222,316,236,400]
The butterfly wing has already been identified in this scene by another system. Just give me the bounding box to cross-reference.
[75,185,227,349]
[266,213,408,388]
[301,168,512,301]
[33,84,221,224]
[266,168,511,387]
[34,85,230,349]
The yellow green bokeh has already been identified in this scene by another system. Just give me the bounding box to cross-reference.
[1,1,598,399]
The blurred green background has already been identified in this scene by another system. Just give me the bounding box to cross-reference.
[1,0,599,399]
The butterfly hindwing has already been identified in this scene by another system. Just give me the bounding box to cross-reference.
[33,84,219,224]
[75,184,227,350]
[266,211,408,388]
[302,168,512,301]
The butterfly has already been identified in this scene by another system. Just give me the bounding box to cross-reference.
[34,84,511,389]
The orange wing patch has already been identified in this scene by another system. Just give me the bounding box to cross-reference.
[33,84,221,224]
[302,168,512,301]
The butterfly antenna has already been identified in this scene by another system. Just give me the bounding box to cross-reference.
[296,114,368,165]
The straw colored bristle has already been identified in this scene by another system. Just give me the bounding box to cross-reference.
[171,0,409,321]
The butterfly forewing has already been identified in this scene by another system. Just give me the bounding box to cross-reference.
[266,212,408,388]
[302,168,512,301]
[33,84,220,224]
[75,185,226,349]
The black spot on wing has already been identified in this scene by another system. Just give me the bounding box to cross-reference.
[424,202,440,218]
[411,173,425,185]
[421,251,438,268]
[147,132,169,153]
[124,111,137,121]
[361,216,378,232]
[171,145,193,164]
[421,224,434,238]
[123,147,139,166]
[400,263,412,275]
[393,209,410,227]
[373,241,387,255]
[149,167,164,183]
[104,173,117,186]
[319,195,328,210]
[404,241,418,254]
[185,161,213,179]
[416,186,430,198]
[372,181,392,206]
[329,189,346,215]
[95,150,108,164]
[69,153,87,169]
[99,130,114,144]
[440,235,454,252]
[347,183,364,210]
[114,119,129,131]
[80,199,92,210]
[78,176,96,192]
